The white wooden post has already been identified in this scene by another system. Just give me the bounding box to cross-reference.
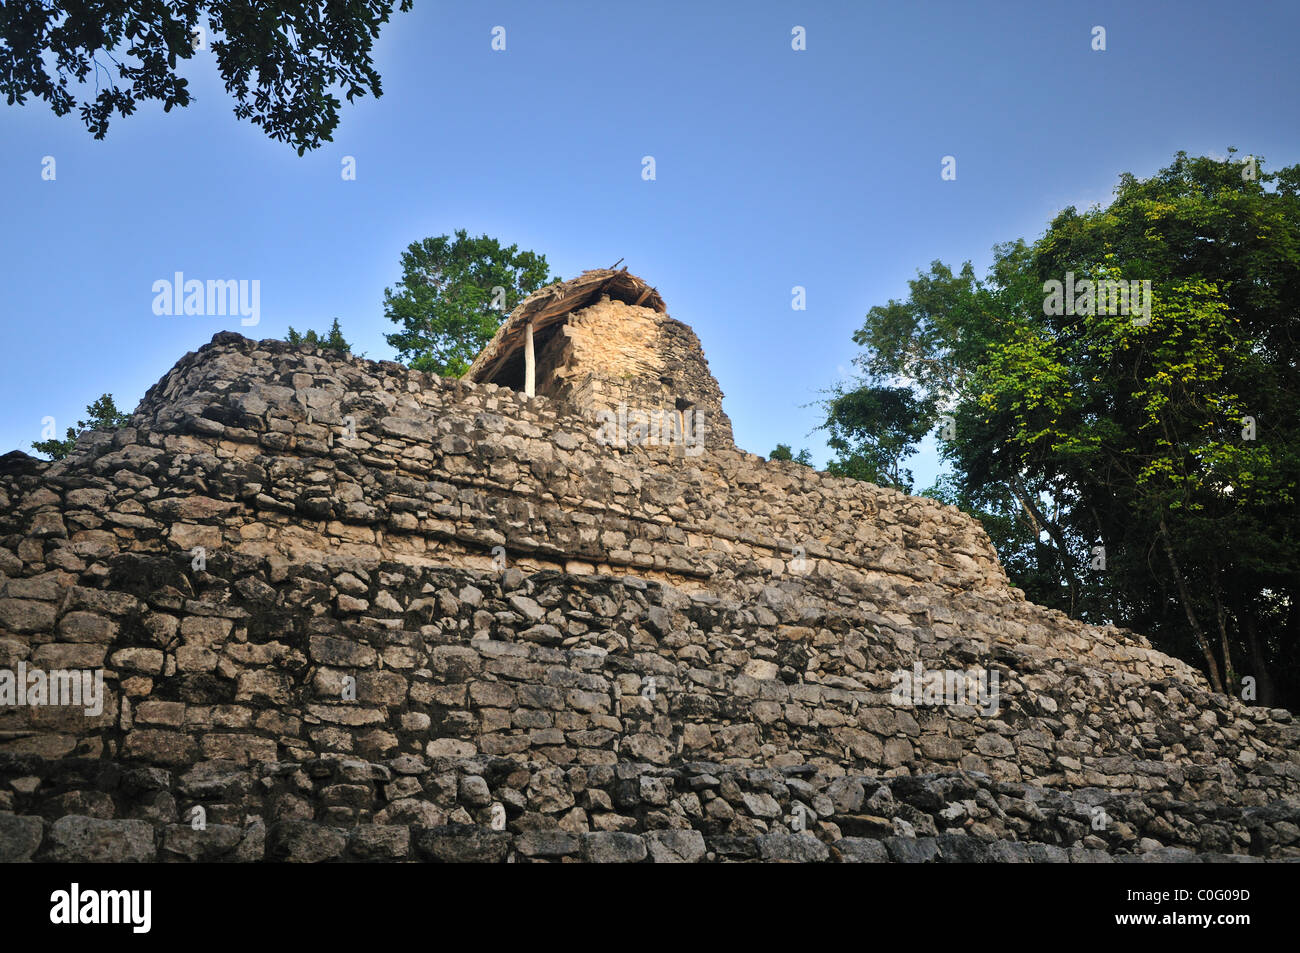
[524,321,536,397]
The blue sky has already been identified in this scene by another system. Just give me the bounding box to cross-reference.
[3,0,1298,489]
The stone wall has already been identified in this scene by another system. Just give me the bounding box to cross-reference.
[1,332,1297,861]
[525,295,735,447]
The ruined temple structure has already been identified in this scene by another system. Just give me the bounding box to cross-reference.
[466,268,733,447]
[0,271,1298,862]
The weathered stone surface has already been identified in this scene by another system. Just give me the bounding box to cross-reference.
[416,824,511,863]
[883,836,941,864]
[266,821,346,863]
[160,824,246,862]
[0,813,44,861]
[580,832,647,864]
[0,322,1295,863]
[832,837,890,863]
[757,832,831,863]
[0,598,57,633]
[646,828,707,863]
[516,830,580,858]
[45,816,155,863]
[347,825,411,861]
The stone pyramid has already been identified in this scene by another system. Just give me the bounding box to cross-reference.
[1,288,1297,862]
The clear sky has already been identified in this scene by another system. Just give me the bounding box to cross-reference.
[3,0,1298,489]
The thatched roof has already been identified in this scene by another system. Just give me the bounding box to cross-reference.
[467,268,667,382]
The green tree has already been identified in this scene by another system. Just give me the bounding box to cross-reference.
[287,318,352,353]
[0,1,412,153]
[383,230,555,377]
[769,444,813,466]
[817,384,935,492]
[834,150,1300,707]
[32,394,130,460]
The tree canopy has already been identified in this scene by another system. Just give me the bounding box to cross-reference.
[769,444,813,466]
[1,1,412,153]
[32,393,130,460]
[817,383,934,492]
[823,150,1300,707]
[383,230,555,377]
[287,318,352,353]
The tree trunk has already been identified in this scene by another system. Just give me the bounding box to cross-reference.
[1209,572,1236,693]
[1090,506,1122,626]
[1241,612,1277,707]
[1010,475,1080,615]
[1158,517,1224,693]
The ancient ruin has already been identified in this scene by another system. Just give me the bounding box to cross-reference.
[466,269,733,447]
[0,271,1297,862]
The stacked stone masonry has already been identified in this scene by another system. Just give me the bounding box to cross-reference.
[1,333,1297,862]
[526,296,736,448]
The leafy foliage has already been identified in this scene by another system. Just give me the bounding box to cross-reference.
[817,384,935,492]
[287,318,352,353]
[32,394,130,460]
[769,444,813,466]
[383,230,555,377]
[829,150,1300,707]
[0,1,413,153]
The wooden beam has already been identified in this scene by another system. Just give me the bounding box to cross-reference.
[474,312,566,385]
[478,338,518,385]
[524,320,536,397]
